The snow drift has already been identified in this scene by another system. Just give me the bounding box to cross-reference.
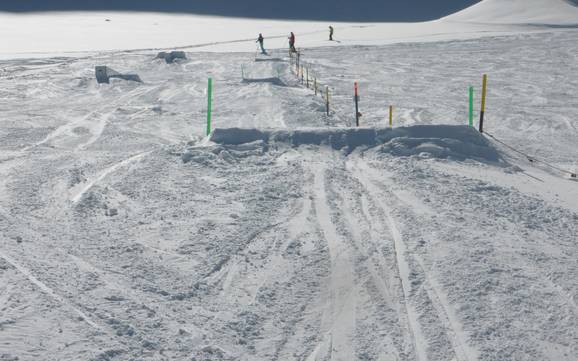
[205,125,501,161]
[443,0,578,26]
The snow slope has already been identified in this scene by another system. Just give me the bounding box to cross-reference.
[1,2,578,361]
[2,0,578,58]
[444,0,578,25]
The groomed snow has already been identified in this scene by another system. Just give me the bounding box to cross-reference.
[1,0,578,59]
[444,0,578,25]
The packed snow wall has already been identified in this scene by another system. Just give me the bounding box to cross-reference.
[206,125,502,162]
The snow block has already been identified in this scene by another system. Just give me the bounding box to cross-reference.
[156,51,187,64]
[255,57,284,62]
[95,66,143,84]
[210,128,266,145]
[209,125,501,162]
[242,77,285,86]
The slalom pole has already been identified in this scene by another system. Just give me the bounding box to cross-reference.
[479,74,488,133]
[469,86,474,127]
[206,78,213,136]
[389,106,393,128]
[314,78,317,95]
[354,82,360,127]
[296,51,300,74]
[326,86,330,116]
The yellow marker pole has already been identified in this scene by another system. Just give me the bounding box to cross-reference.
[389,106,393,128]
[479,74,488,133]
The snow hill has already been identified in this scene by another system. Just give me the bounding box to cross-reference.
[2,0,578,58]
[444,0,578,25]
[1,1,578,361]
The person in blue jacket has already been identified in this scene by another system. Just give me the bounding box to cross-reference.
[257,33,266,54]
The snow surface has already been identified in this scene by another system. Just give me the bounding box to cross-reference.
[1,0,578,360]
[1,0,578,59]
[444,0,578,25]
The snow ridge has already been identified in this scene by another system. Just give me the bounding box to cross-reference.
[205,125,501,162]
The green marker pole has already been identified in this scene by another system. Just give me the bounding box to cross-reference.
[469,86,474,127]
[206,78,213,136]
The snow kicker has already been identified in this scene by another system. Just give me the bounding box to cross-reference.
[207,125,502,162]
[156,51,187,64]
[95,66,143,84]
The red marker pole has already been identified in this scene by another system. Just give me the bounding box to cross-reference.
[354,82,360,127]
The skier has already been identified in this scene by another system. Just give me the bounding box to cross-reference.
[256,33,266,54]
[329,26,334,41]
[289,32,296,53]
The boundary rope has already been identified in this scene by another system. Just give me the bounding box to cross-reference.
[484,131,577,178]
[288,50,577,180]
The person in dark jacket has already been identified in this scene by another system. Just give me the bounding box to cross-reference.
[289,32,296,53]
[329,26,334,41]
[256,33,266,54]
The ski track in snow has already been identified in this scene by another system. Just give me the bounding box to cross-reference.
[0,250,101,330]
[348,160,429,361]
[28,84,161,151]
[1,26,577,360]
[70,150,152,203]
[352,157,479,361]
[310,158,356,361]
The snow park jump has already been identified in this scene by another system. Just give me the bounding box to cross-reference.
[156,51,187,64]
[2,0,578,360]
[95,66,143,84]
[203,125,501,161]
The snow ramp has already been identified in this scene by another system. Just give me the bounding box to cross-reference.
[208,125,501,162]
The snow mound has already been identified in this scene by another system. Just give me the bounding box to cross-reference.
[241,77,285,86]
[443,0,578,26]
[208,125,501,162]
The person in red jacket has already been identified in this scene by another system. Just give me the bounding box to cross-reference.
[289,32,296,53]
